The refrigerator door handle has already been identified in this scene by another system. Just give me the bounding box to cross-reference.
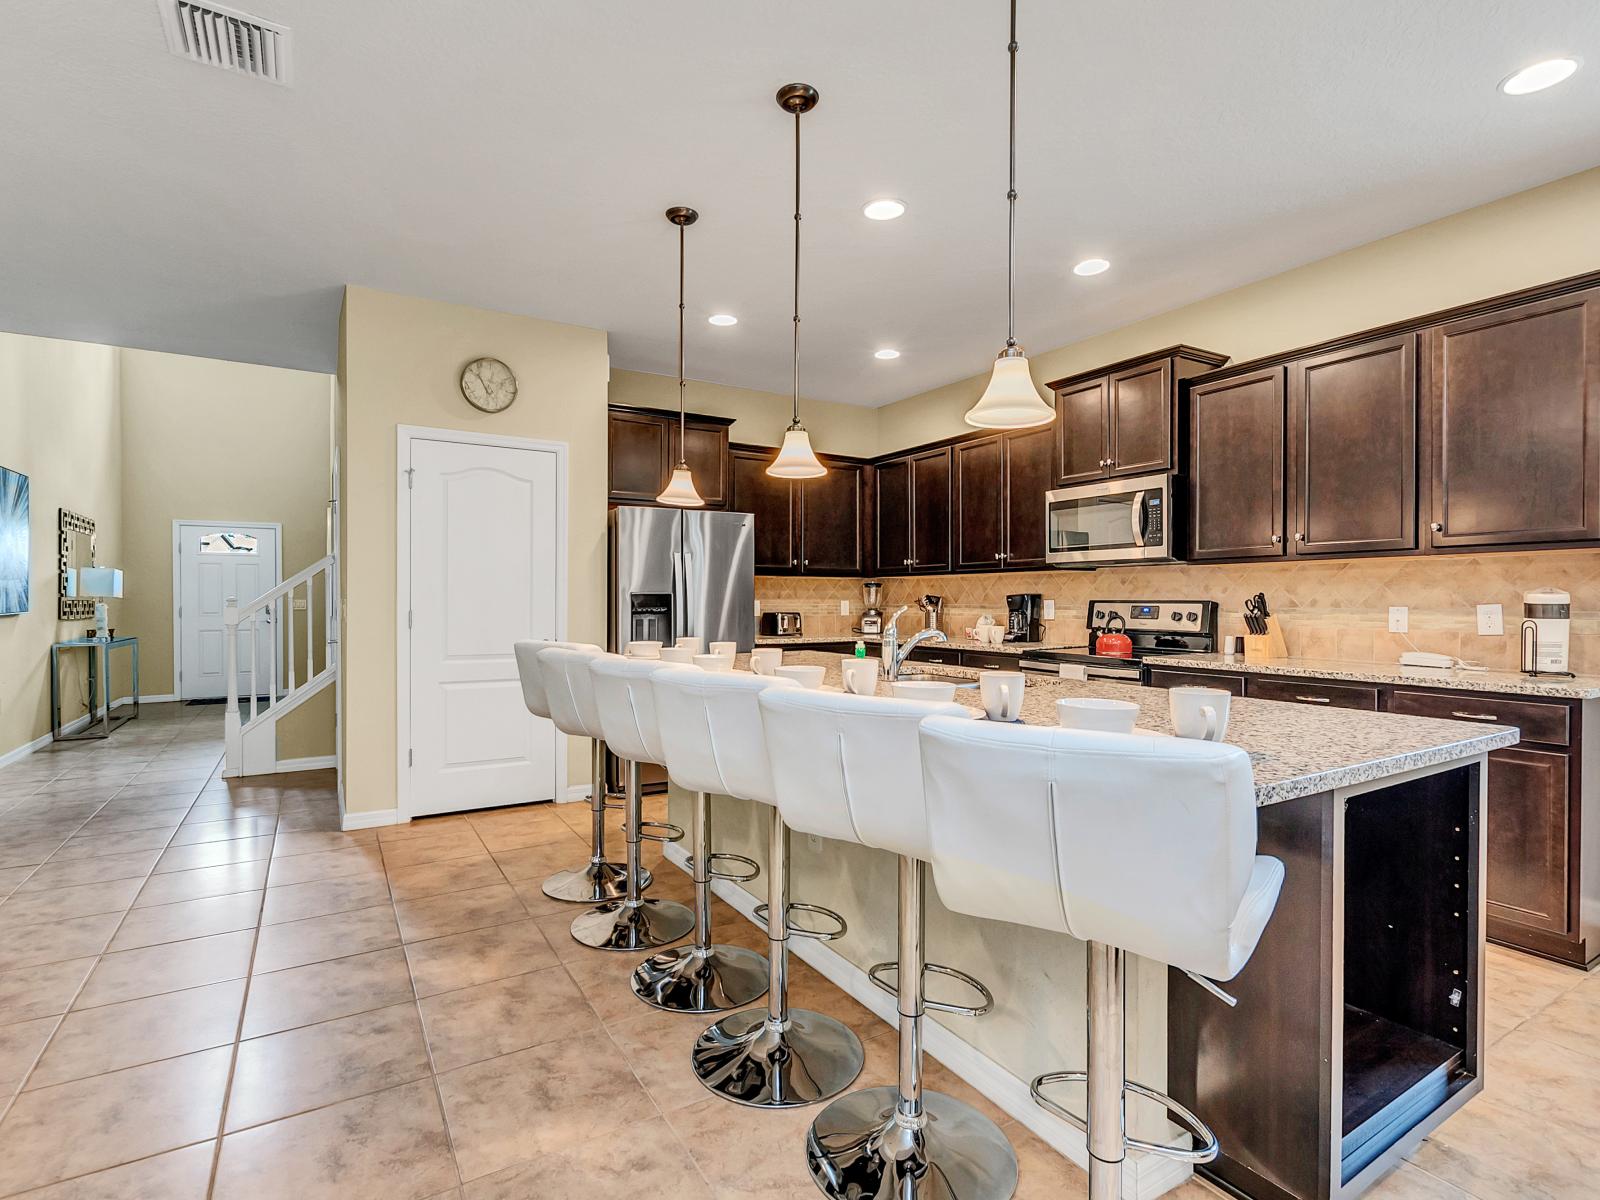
[671,549,687,644]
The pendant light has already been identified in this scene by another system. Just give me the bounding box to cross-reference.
[964,0,1055,430]
[656,206,707,507]
[767,83,828,479]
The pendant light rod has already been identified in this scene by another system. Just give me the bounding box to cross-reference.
[1005,0,1019,350]
[658,206,706,507]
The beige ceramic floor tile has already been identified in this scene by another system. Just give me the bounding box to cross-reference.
[605,1001,746,1115]
[242,946,415,1038]
[261,875,393,926]
[0,1045,230,1195]
[0,913,122,973]
[167,817,277,846]
[107,891,263,951]
[226,1002,432,1131]
[1409,1090,1598,1198]
[264,845,385,888]
[2,1140,217,1199]
[385,854,506,903]
[252,904,401,975]
[45,828,175,863]
[663,1091,822,1200]
[380,830,489,871]
[403,918,558,999]
[152,834,276,874]
[0,1015,59,1092]
[561,944,663,1024]
[461,1113,712,1199]
[0,958,97,1025]
[435,1029,658,1181]
[0,878,144,930]
[75,929,255,1009]
[15,850,162,893]
[270,828,378,858]
[212,1078,458,1200]
[393,884,529,944]
[1358,1161,1476,1198]
[133,860,269,908]
[484,838,589,883]
[419,965,598,1072]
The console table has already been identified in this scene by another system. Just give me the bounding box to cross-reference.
[50,636,139,741]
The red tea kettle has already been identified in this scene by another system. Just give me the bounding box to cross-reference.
[1093,612,1133,659]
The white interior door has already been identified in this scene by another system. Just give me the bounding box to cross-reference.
[177,523,280,701]
[407,437,561,816]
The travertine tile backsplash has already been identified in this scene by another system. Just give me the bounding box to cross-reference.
[756,548,1600,672]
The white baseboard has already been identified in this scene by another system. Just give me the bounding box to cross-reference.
[662,845,1194,1200]
[275,756,337,773]
[561,783,591,804]
[140,693,180,704]
[341,807,401,831]
[0,695,155,768]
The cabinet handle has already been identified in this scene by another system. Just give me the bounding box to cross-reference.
[1450,711,1500,722]
[1294,695,1331,704]
[1294,532,1305,542]
[1270,534,1283,544]
[994,552,1002,560]
[1430,522,1443,533]
[791,559,798,566]
[802,559,809,567]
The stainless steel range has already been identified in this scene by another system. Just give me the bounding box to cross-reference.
[1019,598,1217,682]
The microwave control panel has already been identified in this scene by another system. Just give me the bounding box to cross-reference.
[1143,494,1164,545]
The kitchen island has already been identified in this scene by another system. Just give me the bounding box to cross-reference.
[664,651,1518,1200]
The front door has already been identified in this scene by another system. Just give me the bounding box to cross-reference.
[407,436,562,816]
[177,522,280,701]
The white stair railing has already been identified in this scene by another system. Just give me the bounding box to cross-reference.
[224,554,337,777]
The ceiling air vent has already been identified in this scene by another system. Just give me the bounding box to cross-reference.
[159,1,292,85]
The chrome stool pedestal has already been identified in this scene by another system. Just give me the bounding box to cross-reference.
[691,811,862,1107]
[570,758,693,951]
[542,739,651,903]
[807,856,1016,1200]
[631,789,767,1012]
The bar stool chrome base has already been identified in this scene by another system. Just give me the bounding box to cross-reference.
[570,898,693,951]
[541,858,649,903]
[691,1008,864,1108]
[630,943,769,1013]
[807,1086,1019,1200]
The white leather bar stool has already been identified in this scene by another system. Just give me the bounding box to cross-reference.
[514,640,636,903]
[635,666,770,1012]
[918,718,1286,1200]
[761,688,1018,1200]
[678,670,865,1108]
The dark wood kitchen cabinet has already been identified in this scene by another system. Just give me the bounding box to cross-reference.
[1424,286,1600,549]
[874,458,912,574]
[730,446,863,575]
[1051,346,1229,486]
[953,425,1055,570]
[1002,424,1055,568]
[1188,367,1286,560]
[608,406,733,508]
[1288,333,1417,555]
[731,447,797,572]
[877,448,951,574]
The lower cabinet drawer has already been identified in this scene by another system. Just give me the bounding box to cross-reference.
[960,651,1021,670]
[909,646,963,666]
[1246,676,1379,711]
[1485,746,1571,935]
[1146,668,1246,695]
[1389,689,1570,746]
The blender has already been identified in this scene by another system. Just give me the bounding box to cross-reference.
[858,579,883,635]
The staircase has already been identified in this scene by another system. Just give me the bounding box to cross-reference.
[223,554,338,777]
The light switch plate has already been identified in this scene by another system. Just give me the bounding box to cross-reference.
[1388,606,1409,633]
[839,600,850,615]
[1476,603,1503,635]
[292,597,308,611]
[1042,599,1056,620]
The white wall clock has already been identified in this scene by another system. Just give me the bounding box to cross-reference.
[460,357,518,413]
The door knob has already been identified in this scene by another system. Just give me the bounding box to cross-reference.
[1294,532,1305,541]
[1430,522,1443,532]
[1270,534,1283,544]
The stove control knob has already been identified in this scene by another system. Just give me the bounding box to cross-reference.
[1094,609,1105,621]
[1187,611,1199,623]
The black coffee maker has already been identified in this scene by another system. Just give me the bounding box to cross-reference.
[1005,593,1043,642]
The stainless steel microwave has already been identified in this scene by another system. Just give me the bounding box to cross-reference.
[1045,472,1179,566]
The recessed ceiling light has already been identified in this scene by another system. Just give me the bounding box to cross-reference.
[707,314,738,326]
[862,198,907,221]
[1073,258,1111,277]
[1500,58,1579,95]
[874,348,901,360]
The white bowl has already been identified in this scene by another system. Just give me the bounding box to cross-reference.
[709,641,738,657]
[626,641,662,659]
[773,664,826,689]
[891,679,958,702]
[692,653,734,672]
[658,646,696,665]
[1056,697,1139,734]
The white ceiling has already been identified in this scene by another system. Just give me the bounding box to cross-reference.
[2,1,1598,406]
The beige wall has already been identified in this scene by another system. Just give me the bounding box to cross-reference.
[118,348,334,760]
[338,286,611,816]
[0,333,124,760]
[607,368,879,458]
[875,166,1600,452]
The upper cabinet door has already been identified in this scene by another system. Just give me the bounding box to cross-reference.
[1289,335,1417,555]
[910,448,953,572]
[731,448,796,573]
[672,421,731,508]
[1106,359,1173,477]
[798,462,864,574]
[1056,377,1108,485]
[1189,368,1286,560]
[1002,424,1056,569]
[608,410,671,502]
[1425,288,1600,548]
[954,437,1005,570]
[875,458,912,573]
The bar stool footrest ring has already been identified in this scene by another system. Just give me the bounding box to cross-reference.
[638,820,685,844]
[706,852,760,883]
[866,961,994,1016]
[752,901,847,941]
[1029,1072,1219,1164]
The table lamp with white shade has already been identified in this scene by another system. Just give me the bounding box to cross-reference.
[70,566,122,639]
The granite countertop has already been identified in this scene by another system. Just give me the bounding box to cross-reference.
[1152,653,1600,700]
[755,633,1068,655]
[763,650,1520,807]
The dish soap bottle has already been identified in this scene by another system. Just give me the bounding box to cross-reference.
[854,640,866,658]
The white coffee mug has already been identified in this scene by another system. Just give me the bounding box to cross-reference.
[891,679,958,702]
[1056,697,1139,734]
[1169,687,1230,742]
[749,647,783,675]
[709,641,738,658]
[659,646,696,665]
[774,664,826,689]
[626,641,662,659]
[979,670,1025,721]
[841,657,881,696]
[674,637,704,653]
[692,653,734,672]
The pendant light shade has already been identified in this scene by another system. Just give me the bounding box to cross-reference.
[767,83,828,480]
[964,0,1055,431]
[656,206,706,507]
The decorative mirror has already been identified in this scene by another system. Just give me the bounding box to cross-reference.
[58,508,96,621]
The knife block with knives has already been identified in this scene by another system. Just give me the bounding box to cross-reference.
[1242,591,1289,662]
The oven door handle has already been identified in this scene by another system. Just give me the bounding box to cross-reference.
[1129,490,1147,547]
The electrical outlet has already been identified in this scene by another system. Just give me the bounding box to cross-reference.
[839,600,850,616]
[1042,599,1056,620]
[292,597,308,611]
[1476,603,1504,635]
[1389,606,1409,633]
[806,834,822,852]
